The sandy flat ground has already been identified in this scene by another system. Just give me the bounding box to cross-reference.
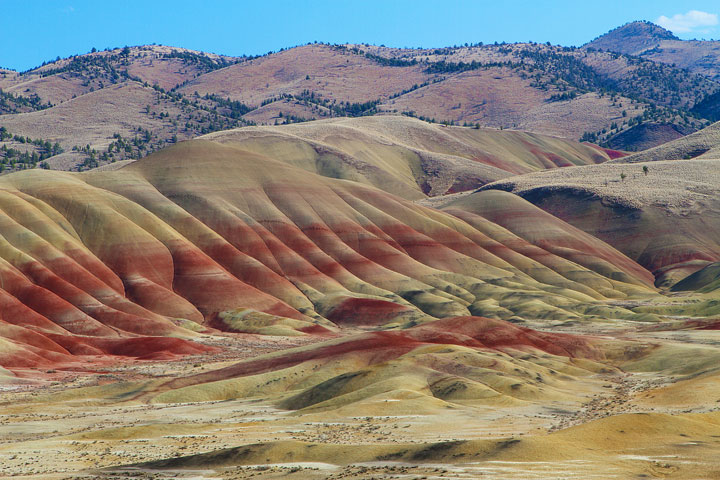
[1,321,720,480]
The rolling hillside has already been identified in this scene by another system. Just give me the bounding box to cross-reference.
[200,116,612,196]
[1,103,720,480]
[609,119,720,163]
[2,28,720,173]
[5,24,720,479]
[585,21,720,81]
[8,116,720,370]
[481,139,720,286]
[0,128,657,369]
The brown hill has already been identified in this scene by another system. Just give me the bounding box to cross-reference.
[583,21,679,55]
[585,21,720,81]
[2,37,718,171]
[177,44,429,105]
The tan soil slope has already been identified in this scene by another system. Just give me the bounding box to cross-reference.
[128,411,720,479]
[201,115,612,198]
[0,83,168,150]
[644,39,720,80]
[378,71,641,139]
[482,158,720,286]
[177,44,430,105]
[611,120,720,163]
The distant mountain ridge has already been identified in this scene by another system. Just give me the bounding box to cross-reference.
[2,23,720,171]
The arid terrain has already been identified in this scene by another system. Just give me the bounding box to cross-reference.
[0,113,719,478]
[3,15,720,480]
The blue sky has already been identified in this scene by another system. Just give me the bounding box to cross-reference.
[2,1,720,71]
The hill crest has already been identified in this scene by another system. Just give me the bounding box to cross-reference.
[2,33,718,172]
[584,21,679,55]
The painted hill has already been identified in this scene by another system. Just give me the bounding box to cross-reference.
[200,115,612,197]
[6,27,720,480]
[672,262,720,293]
[0,126,659,370]
[2,121,720,479]
[139,315,607,407]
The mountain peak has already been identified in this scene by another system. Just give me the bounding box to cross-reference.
[583,21,679,55]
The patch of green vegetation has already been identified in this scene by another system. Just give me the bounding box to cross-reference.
[0,127,63,172]
[333,45,419,67]
[33,51,132,83]
[0,89,53,113]
[75,128,164,170]
[161,50,236,72]
[260,90,381,122]
[199,93,253,118]
[153,84,256,132]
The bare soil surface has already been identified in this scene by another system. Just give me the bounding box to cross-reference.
[2,323,720,480]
